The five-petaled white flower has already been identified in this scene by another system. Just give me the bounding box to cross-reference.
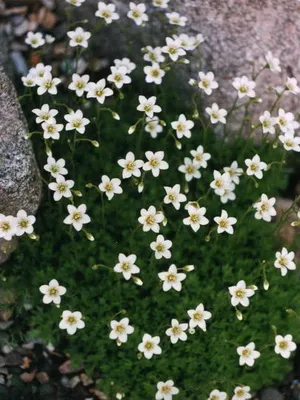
[42,120,64,140]
[25,31,45,48]
[15,210,36,236]
[178,158,201,181]
[210,171,231,196]
[59,310,85,335]
[163,184,187,210]
[37,72,61,95]
[183,203,209,232]
[265,51,281,73]
[108,66,131,89]
[114,253,140,280]
[232,386,251,400]
[166,319,188,344]
[166,12,187,26]
[162,37,186,62]
[63,204,91,231]
[109,318,134,344]
[22,73,36,87]
[39,279,66,305]
[158,265,186,292]
[145,116,164,138]
[143,46,165,64]
[68,74,90,97]
[259,111,276,134]
[138,333,162,359]
[0,215,16,241]
[143,151,169,176]
[208,390,227,400]
[137,96,162,118]
[190,146,211,169]
[187,303,212,331]
[223,161,243,185]
[237,342,261,367]
[279,132,300,152]
[44,157,68,178]
[118,152,144,179]
[86,79,113,104]
[245,154,267,180]
[152,0,169,7]
[114,58,136,74]
[253,194,276,222]
[275,334,296,359]
[49,176,74,201]
[274,247,296,276]
[144,63,166,85]
[276,108,299,133]
[232,76,256,98]
[150,234,172,259]
[95,2,119,23]
[205,103,227,124]
[198,72,219,95]
[64,109,90,134]
[66,0,86,6]
[229,280,255,307]
[127,2,148,25]
[171,114,194,139]
[32,104,58,124]
[156,380,179,400]
[138,206,164,232]
[67,27,91,48]
[99,176,123,200]
[286,77,300,95]
[214,210,237,234]
[30,63,52,79]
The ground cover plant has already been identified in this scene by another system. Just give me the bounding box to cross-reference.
[1,1,300,399]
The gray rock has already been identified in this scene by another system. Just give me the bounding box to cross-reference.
[259,387,284,400]
[0,68,42,263]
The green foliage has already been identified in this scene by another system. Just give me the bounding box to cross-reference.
[4,79,300,400]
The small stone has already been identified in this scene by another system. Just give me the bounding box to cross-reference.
[69,375,80,388]
[20,370,36,383]
[0,357,5,367]
[259,387,284,400]
[0,321,13,330]
[5,351,21,366]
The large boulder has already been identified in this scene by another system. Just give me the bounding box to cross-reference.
[0,67,42,263]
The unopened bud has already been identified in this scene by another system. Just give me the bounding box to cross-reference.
[205,235,210,242]
[189,78,197,87]
[175,140,182,150]
[160,120,167,127]
[189,328,195,335]
[236,309,243,321]
[133,276,143,286]
[29,233,39,241]
[86,183,94,188]
[192,109,199,119]
[72,190,82,197]
[128,125,136,135]
[183,265,195,272]
[138,182,144,193]
[92,140,100,148]
[112,112,120,120]
[248,285,258,291]
[263,280,269,291]
[85,231,95,241]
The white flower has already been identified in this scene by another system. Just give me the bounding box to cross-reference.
[198,72,219,95]
[63,204,91,231]
[162,37,186,62]
[44,157,68,178]
[274,247,296,276]
[152,0,169,7]
[49,176,74,201]
[275,334,296,359]
[67,27,91,48]
[143,46,165,63]
[39,279,66,305]
[205,103,227,124]
[95,2,119,23]
[171,114,194,139]
[118,152,144,179]
[144,63,166,85]
[66,0,86,6]
[138,205,164,232]
[232,76,256,98]
[279,132,300,152]
[286,77,300,95]
[259,111,276,134]
[183,204,209,232]
[232,386,251,400]
[114,253,140,280]
[223,161,243,185]
[166,319,188,344]
[127,2,148,25]
[187,303,212,331]
[158,265,186,292]
[0,215,16,241]
[99,176,123,200]
[109,318,134,343]
[245,154,267,180]
[172,34,198,51]
[220,185,236,204]
[37,72,61,95]
[253,194,276,222]
[276,108,299,133]
[21,73,36,87]
[64,109,90,134]
[138,333,162,359]
[15,210,36,236]
[25,31,45,48]
[166,12,187,26]
[229,280,255,307]
[265,51,281,73]
[29,63,52,79]
[59,311,85,335]
[86,79,113,104]
[114,58,136,74]
[45,34,55,44]
[108,66,131,89]
[68,74,90,97]
[210,171,231,196]
[150,235,172,259]
[163,184,187,210]
[190,146,211,168]
[214,210,237,234]
[178,158,201,181]
[42,120,64,140]
[137,96,162,118]
[237,342,261,367]
[145,117,164,138]
[156,380,179,400]
[32,104,58,124]
[143,151,169,176]
[207,389,227,400]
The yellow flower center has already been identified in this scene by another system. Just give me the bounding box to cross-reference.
[279,341,288,349]
[167,273,176,282]
[72,211,82,221]
[145,341,154,350]
[146,215,155,225]
[49,287,58,296]
[1,222,10,231]
[235,289,245,298]
[67,316,77,325]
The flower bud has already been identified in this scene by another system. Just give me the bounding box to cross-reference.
[189,328,195,335]
[175,140,182,150]
[72,190,82,197]
[128,125,136,135]
[85,231,95,241]
[112,112,120,120]
[138,182,144,193]
[183,265,195,272]
[92,140,100,148]
[133,277,143,286]
[86,183,94,188]
[236,309,243,321]
[263,280,269,291]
